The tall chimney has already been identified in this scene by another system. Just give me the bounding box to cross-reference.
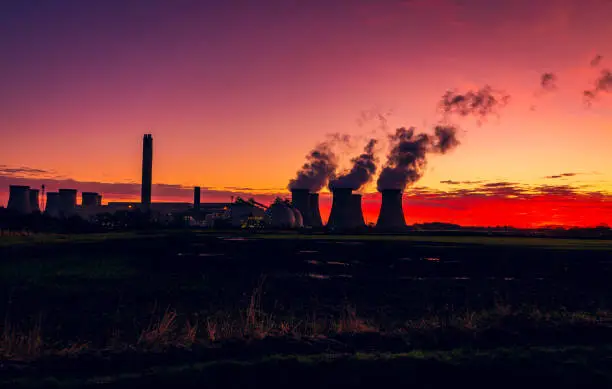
[376,189,406,230]
[28,189,40,212]
[350,194,365,228]
[45,192,61,217]
[308,193,323,227]
[194,186,201,210]
[59,189,77,217]
[7,185,31,214]
[141,134,153,208]
[327,188,353,230]
[291,189,311,226]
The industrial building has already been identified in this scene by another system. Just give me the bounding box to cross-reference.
[3,132,408,230]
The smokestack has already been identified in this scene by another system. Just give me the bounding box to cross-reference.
[45,192,60,217]
[327,188,353,230]
[141,134,153,208]
[308,193,323,227]
[82,192,100,207]
[7,185,31,214]
[28,189,40,213]
[194,186,201,210]
[291,189,312,226]
[58,189,77,217]
[376,189,406,230]
[350,194,365,228]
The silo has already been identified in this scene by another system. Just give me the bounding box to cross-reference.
[266,200,296,229]
[308,193,323,227]
[28,189,40,212]
[59,189,77,216]
[350,194,365,228]
[376,189,406,230]
[327,188,352,230]
[45,192,61,217]
[291,189,311,226]
[7,185,31,214]
[82,192,100,207]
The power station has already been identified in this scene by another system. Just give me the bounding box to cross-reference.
[4,133,408,230]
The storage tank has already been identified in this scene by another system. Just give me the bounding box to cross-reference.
[28,188,40,213]
[266,199,296,228]
[59,189,77,217]
[7,185,31,214]
[45,192,61,217]
[288,203,304,228]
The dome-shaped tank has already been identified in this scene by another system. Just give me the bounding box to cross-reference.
[266,199,296,229]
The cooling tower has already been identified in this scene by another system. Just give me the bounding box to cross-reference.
[350,194,365,228]
[82,192,100,207]
[327,188,353,230]
[194,186,201,210]
[376,189,406,230]
[58,189,77,217]
[291,189,312,226]
[141,134,153,208]
[28,189,40,213]
[45,192,60,217]
[7,185,31,214]
[308,193,323,227]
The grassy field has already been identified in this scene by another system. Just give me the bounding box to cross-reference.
[1,230,612,386]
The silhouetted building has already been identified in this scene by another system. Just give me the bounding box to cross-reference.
[45,192,60,217]
[327,188,353,230]
[59,189,77,217]
[82,192,101,207]
[7,185,31,214]
[194,186,201,210]
[141,134,153,208]
[309,193,323,227]
[28,188,40,213]
[376,189,406,230]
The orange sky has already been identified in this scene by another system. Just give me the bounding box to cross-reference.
[1,0,611,227]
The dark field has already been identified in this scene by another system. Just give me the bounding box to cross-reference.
[1,231,612,388]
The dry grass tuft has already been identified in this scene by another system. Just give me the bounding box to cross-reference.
[138,308,177,347]
[0,318,43,360]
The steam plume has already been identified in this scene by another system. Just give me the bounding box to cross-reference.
[288,142,338,192]
[584,69,612,105]
[590,55,603,67]
[376,125,460,192]
[439,85,510,119]
[540,72,558,92]
[329,139,378,191]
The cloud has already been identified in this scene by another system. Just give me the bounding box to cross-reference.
[0,165,59,178]
[440,179,485,185]
[590,54,603,67]
[584,69,612,105]
[544,172,578,179]
[540,72,558,91]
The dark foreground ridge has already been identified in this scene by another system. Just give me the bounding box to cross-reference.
[1,231,612,387]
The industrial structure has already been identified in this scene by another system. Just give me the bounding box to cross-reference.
[327,188,366,230]
[141,134,153,208]
[290,189,322,228]
[3,132,410,230]
[7,186,32,214]
[376,189,406,230]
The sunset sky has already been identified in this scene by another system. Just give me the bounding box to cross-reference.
[1,0,611,227]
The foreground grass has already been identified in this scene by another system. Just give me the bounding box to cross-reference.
[3,345,612,388]
[253,232,612,250]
